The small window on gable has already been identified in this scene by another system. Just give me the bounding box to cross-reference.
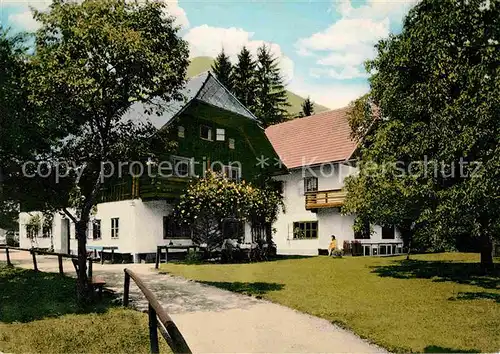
[304,177,318,193]
[224,165,241,182]
[228,138,235,149]
[200,125,212,141]
[216,128,225,141]
[178,126,185,138]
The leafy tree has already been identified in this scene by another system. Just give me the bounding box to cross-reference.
[298,97,314,117]
[254,45,290,127]
[175,172,284,252]
[343,0,499,271]
[232,46,257,110]
[211,48,233,91]
[19,0,189,301]
[0,28,46,231]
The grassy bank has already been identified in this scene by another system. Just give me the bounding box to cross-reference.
[0,264,170,353]
[161,253,500,353]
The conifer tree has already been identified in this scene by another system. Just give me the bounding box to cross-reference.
[232,46,257,110]
[254,45,290,127]
[300,97,314,117]
[211,48,233,91]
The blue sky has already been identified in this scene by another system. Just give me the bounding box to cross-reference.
[1,0,418,109]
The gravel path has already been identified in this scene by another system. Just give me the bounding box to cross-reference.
[2,249,386,353]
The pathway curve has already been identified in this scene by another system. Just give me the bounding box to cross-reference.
[2,250,386,353]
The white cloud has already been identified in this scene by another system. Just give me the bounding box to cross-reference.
[296,17,390,53]
[184,24,295,84]
[5,0,189,31]
[288,75,369,109]
[6,0,51,31]
[296,0,418,81]
[316,45,375,67]
[310,67,369,80]
[163,0,189,29]
[335,0,419,22]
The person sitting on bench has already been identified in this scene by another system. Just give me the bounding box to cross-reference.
[328,235,337,256]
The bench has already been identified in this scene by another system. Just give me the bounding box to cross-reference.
[72,258,106,299]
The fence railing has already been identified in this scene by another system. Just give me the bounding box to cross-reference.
[123,268,191,354]
[0,246,93,276]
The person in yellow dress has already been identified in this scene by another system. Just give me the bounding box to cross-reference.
[328,235,337,256]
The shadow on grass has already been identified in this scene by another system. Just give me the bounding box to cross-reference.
[199,281,284,297]
[372,259,499,289]
[424,345,480,353]
[449,291,500,303]
[0,264,116,323]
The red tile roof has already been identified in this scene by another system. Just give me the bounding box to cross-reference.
[265,107,358,169]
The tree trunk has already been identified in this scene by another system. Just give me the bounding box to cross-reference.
[479,232,494,273]
[75,219,92,304]
[400,225,413,260]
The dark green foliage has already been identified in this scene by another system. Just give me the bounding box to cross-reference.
[254,45,290,127]
[3,0,189,301]
[299,97,314,117]
[232,46,257,110]
[343,0,500,270]
[211,48,233,91]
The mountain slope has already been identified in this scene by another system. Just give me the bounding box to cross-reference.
[187,56,330,116]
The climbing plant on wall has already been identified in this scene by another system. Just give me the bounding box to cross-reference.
[174,172,284,251]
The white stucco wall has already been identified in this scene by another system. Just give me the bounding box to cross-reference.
[19,198,255,260]
[19,200,184,256]
[272,163,402,256]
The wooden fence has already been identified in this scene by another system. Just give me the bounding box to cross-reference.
[123,268,191,354]
[0,246,93,276]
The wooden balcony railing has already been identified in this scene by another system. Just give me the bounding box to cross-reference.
[305,189,347,210]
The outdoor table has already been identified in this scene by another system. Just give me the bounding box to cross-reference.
[155,245,198,269]
[86,245,119,264]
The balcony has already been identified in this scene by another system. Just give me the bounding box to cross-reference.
[305,189,347,210]
[139,176,189,200]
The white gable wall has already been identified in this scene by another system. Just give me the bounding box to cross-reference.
[272,163,402,256]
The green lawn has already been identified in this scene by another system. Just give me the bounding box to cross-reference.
[0,264,170,353]
[161,253,500,353]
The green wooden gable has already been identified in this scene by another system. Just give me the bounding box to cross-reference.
[100,71,282,202]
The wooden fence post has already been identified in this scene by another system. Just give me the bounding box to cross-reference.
[58,255,63,274]
[123,271,130,307]
[155,246,160,269]
[148,304,160,354]
[87,258,93,278]
[6,247,12,267]
[31,249,38,272]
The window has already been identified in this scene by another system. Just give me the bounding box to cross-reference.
[42,226,52,238]
[173,156,192,177]
[228,138,235,149]
[111,218,119,239]
[382,225,395,239]
[216,128,225,141]
[26,225,38,239]
[200,125,212,141]
[223,219,244,241]
[224,165,241,181]
[163,216,191,239]
[93,220,101,240]
[178,126,185,138]
[304,177,318,193]
[293,221,318,239]
[251,223,267,242]
[354,220,371,239]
